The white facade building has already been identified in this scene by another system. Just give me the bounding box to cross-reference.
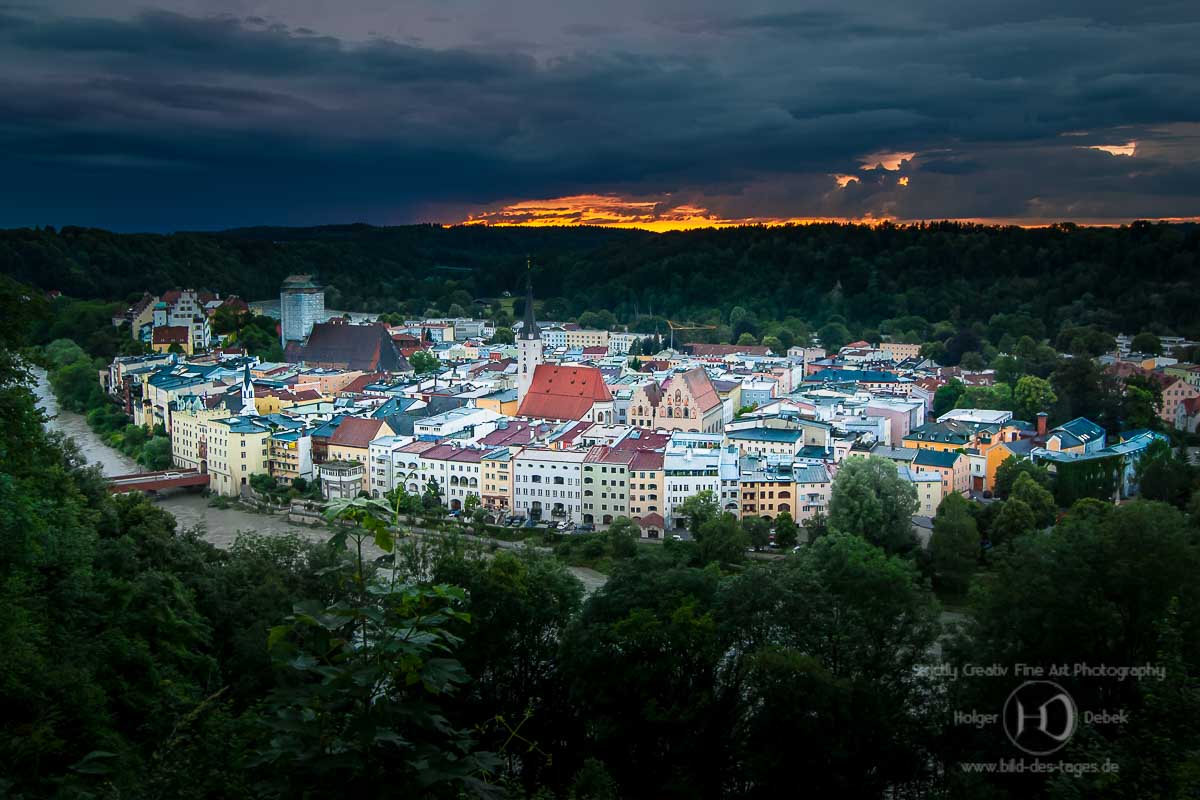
[418,444,486,511]
[512,448,586,521]
[368,435,416,498]
[413,407,504,442]
[664,443,730,529]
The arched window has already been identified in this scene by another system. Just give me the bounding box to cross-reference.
[675,390,682,404]
[778,503,790,513]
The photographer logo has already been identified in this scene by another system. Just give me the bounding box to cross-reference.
[1003,680,1078,756]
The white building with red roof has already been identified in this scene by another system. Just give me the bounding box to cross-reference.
[417,443,487,511]
[516,364,615,424]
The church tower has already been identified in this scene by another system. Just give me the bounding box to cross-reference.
[240,362,255,415]
[516,258,543,408]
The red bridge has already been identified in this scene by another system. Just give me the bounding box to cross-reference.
[107,469,210,494]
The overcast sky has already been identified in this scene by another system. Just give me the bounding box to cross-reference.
[2,1,1199,231]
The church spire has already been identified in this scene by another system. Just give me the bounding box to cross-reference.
[521,256,540,340]
[240,362,255,414]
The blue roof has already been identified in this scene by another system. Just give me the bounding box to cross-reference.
[372,396,419,419]
[262,413,304,430]
[803,369,903,383]
[309,414,348,439]
[217,415,272,434]
[1055,417,1105,442]
[793,464,830,484]
[727,427,804,443]
[914,449,961,468]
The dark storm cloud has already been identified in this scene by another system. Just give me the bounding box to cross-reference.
[0,1,1198,230]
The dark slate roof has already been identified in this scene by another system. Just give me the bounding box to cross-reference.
[286,323,410,372]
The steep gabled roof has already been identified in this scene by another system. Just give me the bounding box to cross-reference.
[286,323,410,372]
[517,364,612,421]
[680,367,721,412]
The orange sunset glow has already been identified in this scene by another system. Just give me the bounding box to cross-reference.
[458,194,888,232]
[456,193,1199,232]
[1086,141,1138,157]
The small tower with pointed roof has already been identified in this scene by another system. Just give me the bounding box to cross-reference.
[240,362,255,415]
[516,257,544,408]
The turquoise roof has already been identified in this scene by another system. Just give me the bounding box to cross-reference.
[914,449,961,468]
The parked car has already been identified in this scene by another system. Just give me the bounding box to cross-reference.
[671,534,683,542]
[522,518,537,528]
[576,523,595,533]
[505,515,522,526]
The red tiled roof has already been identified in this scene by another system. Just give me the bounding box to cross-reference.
[338,372,387,395]
[420,444,486,463]
[479,422,546,446]
[612,430,672,451]
[152,326,189,344]
[329,417,388,449]
[582,346,608,356]
[516,365,613,421]
[555,420,593,446]
[476,358,515,373]
[914,377,944,391]
[584,445,635,465]
[629,450,664,471]
[634,513,665,529]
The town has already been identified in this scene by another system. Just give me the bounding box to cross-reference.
[94,268,1197,549]
[5,0,1200,794]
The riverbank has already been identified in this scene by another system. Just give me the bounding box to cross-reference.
[33,367,608,592]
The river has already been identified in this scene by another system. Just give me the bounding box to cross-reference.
[32,367,608,592]
[34,366,335,548]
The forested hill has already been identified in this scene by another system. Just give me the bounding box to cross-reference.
[2,221,1198,341]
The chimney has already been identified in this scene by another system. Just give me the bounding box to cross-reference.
[1036,412,1048,438]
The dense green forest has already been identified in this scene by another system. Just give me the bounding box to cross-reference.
[3,222,1199,352]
